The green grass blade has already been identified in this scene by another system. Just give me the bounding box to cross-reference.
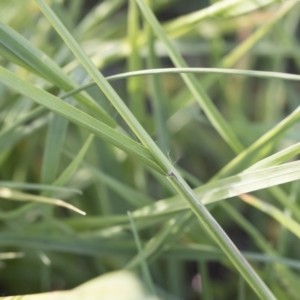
[222,1,298,68]
[51,67,300,106]
[135,0,243,154]
[246,142,300,171]
[36,0,164,162]
[214,106,300,178]
[268,186,300,223]
[41,113,68,184]
[199,261,213,300]
[0,188,85,215]
[126,211,193,269]
[53,134,94,187]
[0,182,81,194]
[64,152,153,207]
[221,202,300,298]
[0,66,163,174]
[127,0,145,121]
[164,0,276,38]
[76,0,125,36]
[241,194,300,240]
[0,21,115,126]
[0,232,135,256]
[145,0,169,153]
[129,160,300,219]
[0,106,46,143]
[128,211,156,296]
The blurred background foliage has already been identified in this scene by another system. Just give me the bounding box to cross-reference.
[0,0,300,299]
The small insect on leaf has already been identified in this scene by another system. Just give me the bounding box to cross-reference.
[166,171,176,178]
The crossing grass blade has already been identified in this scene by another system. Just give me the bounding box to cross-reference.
[0,65,163,174]
[214,106,300,178]
[116,160,300,220]
[136,0,243,154]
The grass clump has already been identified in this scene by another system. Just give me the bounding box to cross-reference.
[0,0,300,299]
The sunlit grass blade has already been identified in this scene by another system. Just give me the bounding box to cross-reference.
[129,160,300,219]
[268,186,300,223]
[50,67,300,107]
[1,270,155,300]
[241,194,300,240]
[222,1,299,68]
[163,0,276,38]
[244,142,300,171]
[106,67,300,82]
[0,252,24,260]
[0,188,85,215]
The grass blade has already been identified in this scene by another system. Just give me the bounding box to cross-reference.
[0,21,115,126]
[136,0,243,154]
[0,66,163,174]
[41,113,68,184]
[0,188,85,215]
[128,211,156,296]
[0,181,81,194]
[53,134,94,187]
[241,194,300,240]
